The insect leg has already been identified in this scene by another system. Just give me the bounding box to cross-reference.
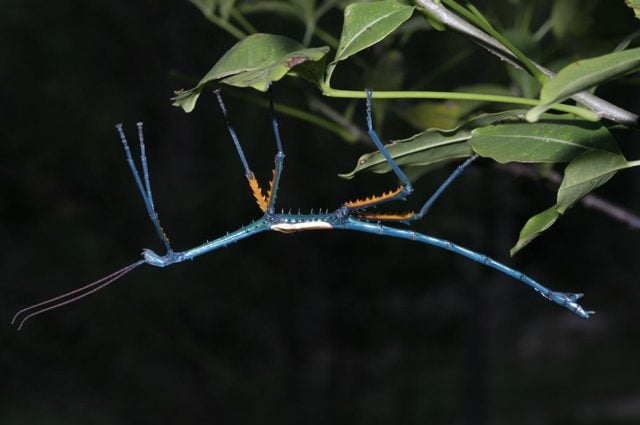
[116,123,173,253]
[266,86,285,214]
[360,154,479,222]
[409,153,479,221]
[214,89,270,213]
[343,89,414,212]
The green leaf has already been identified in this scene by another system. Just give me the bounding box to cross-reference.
[340,110,524,179]
[510,206,560,256]
[470,117,618,164]
[172,34,329,112]
[556,150,628,213]
[332,0,415,64]
[288,56,328,87]
[527,47,640,121]
[171,88,203,114]
[511,150,640,255]
[626,0,640,19]
[542,48,640,103]
[339,131,473,179]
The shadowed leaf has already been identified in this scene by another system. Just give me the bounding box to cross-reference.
[511,150,640,254]
[510,207,560,256]
[527,47,640,121]
[470,117,618,164]
[556,150,629,213]
[340,110,524,179]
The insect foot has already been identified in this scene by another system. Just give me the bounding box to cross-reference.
[142,249,182,268]
[546,292,595,319]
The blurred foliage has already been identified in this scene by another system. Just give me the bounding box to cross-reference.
[3,1,640,424]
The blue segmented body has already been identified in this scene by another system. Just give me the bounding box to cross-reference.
[140,209,592,319]
[12,88,593,330]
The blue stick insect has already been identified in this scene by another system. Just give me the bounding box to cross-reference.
[12,89,593,330]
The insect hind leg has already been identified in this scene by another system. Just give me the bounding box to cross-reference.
[359,154,479,223]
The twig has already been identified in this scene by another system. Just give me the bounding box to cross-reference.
[416,0,640,127]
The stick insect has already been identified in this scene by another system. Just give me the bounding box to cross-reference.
[12,89,593,330]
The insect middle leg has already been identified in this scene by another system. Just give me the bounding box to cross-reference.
[346,89,478,222]
[343,89,415,213]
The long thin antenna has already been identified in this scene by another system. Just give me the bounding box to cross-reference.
[12,260,145,331]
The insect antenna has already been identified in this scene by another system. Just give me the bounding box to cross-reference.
[11,260,145,331]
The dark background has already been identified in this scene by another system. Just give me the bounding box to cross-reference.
[3,1,640,424]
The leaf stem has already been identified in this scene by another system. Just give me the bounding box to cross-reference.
[313,26,340,49]
[322,86,599,120]
[201,12,247,40]
[230,8,258,35]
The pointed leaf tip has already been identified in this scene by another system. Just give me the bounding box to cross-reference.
[531,47,640,118]
[171,88,203,113]
[333,0,414,64]
[510,206,560,256]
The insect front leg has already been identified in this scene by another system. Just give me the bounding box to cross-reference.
[116,122,173,254]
